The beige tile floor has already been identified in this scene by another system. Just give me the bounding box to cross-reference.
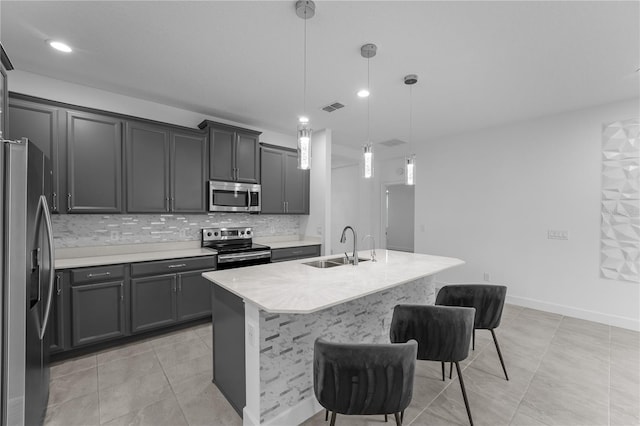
[45,305,640,426]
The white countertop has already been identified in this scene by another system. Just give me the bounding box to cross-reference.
[55,241,217,269]
[253,236,322,249]
[202,250,464,314]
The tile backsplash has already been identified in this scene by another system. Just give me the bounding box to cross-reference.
[52,213,300,248]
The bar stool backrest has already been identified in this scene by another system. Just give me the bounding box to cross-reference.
[436,284,507,330]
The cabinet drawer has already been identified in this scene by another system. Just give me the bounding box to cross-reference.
[131,256,216,277]
[271,245,321,262]
[72,265,125,284]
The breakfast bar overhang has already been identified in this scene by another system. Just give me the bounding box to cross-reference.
[202,250,465,426]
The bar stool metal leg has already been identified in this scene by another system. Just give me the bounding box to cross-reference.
[455,362,473,426]
[329,411,337,426]
[490,329,509,381]
[325,409,329,421]
[394,412,402,425]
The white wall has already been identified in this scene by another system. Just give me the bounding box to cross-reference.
[414,98,640,330]
[8,70,296,148]
[300,129,332,252]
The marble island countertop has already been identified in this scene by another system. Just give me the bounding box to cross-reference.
[202,250,464,314]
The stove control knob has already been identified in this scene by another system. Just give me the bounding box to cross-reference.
[240,231,245,235]
[206,231,212,237]
[213,232,218,237]
[246,230,251,235]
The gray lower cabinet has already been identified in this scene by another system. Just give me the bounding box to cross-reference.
[49,271,68,354]
[7,96,62,212]
[71,280,127,347]
[66,110,123,213]
[177,270,214,321]
[130,256,215,333]
[260,144,309,214]
[131,274,177,333]
[271,244,321,262]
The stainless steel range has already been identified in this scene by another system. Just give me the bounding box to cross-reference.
[202,227,271,269]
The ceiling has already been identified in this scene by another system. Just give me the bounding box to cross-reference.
[1,1,638,153]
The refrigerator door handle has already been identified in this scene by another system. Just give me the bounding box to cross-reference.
[38,195,56,340]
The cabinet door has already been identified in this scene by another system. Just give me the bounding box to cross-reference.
[130,275,177,333]
[177,270,212,322]
[67,111,122,212]
[71,280,126,347]
[48,272,67,354]
[172,130,207,212]
[284,151,309,214]
[126,122,170,212]
[235,132,260,183]
[8,98,62,212]
[259,147,285,213]
[209,127,235,181]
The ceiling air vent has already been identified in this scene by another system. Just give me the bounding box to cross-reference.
[321,102,345,113]
[379,139,406,147]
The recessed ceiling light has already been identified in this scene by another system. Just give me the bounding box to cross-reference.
[357,89,370,98]
[47,40,72,53]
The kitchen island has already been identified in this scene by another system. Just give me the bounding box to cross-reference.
[202,250,464,426]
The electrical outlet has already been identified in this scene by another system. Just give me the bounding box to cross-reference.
[547,229,569,240]
[247,323,256,347]
[483,272,490,282]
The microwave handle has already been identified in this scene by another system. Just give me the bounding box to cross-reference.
[247,190,251,210]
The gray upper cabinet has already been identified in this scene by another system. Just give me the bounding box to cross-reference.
[67,110,123,213]
[199,120,261,184]
[126,121,170,212]
[126,122,207,213]
[260,144,309,214]
[7,97,62,212]
[171,130,207,212]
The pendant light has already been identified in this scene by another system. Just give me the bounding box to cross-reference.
[296,0,315,170]
[404,74,418,185]
[361,43,377,179]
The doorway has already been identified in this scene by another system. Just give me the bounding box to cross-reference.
[383,183,414,252]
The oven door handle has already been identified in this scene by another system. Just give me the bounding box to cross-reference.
[218,250,272,263]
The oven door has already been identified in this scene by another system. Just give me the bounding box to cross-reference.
[209,181,261,212]
[217,250,272,270]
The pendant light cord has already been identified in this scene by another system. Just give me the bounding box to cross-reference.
[303,14,307,117]
[367,57,370,143]
[409,84,413,144]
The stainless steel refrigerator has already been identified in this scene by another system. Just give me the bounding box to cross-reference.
[1,138,55,426]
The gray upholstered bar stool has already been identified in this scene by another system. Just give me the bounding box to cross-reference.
[436,284,509,380]
[390,304,476,426]
[313,338,418,426]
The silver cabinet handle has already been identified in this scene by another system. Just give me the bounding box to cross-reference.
[172,282,177,293]
[87,272,111,278]
[67,193,71,212]
[165,197,170,212]
[120,282,124,302]
[56,274,62,296]
[52,192,58,212]
[236,167,240,180]
[168,264,187,269]
[171,197,175,211]
[178,281,182,292]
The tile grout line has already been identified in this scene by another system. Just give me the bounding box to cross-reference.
[504,309,562,426]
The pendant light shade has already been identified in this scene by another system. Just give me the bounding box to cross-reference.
[297,117,311,170]
[405,155,416,186]
[404,74,418,186]
[363,144,373,178]
[296,0,314,170]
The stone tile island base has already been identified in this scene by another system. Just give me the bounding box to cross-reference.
[242,276,435,426]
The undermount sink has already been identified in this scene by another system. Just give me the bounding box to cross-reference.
[303,257,370,268]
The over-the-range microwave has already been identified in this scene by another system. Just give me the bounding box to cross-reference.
[209,180,261,213]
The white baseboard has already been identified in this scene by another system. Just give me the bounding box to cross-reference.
[263,397,323,426]
[243,408,259,426]
[507,295,640,331]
